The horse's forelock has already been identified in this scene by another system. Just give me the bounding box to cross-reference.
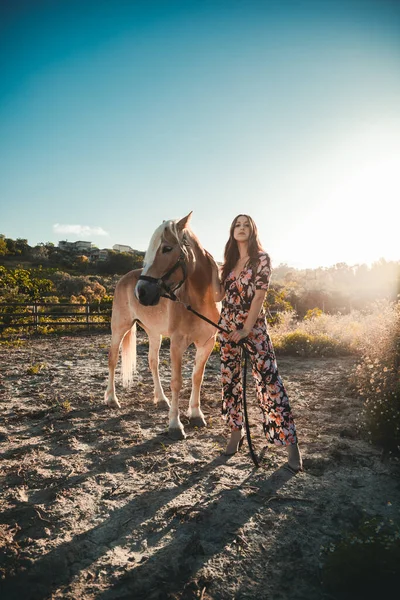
[143,218,199,271]
[143,221,167,269]
[162,222,179,245]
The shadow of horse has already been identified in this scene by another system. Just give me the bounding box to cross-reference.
[0,458,296,600]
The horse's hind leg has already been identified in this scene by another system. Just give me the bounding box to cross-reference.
[187,336,216,428]
[105,325,129,408]
[148,333,170,408]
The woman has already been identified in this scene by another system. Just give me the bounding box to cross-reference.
[211,214,302,472]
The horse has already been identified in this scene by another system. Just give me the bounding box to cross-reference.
[104,212,221,439]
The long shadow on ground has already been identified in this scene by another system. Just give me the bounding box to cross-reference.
[0,456,295,600]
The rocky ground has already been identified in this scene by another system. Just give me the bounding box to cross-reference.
[0,331,399,600]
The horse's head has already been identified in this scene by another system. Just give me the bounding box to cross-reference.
[135,212,193,306]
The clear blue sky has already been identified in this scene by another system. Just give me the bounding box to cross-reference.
[1,0,399,268]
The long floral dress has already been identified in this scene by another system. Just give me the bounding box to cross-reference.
[218,252,298,446]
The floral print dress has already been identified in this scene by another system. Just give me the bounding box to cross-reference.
[218,252,298,446]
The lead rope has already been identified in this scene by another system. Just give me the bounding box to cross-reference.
[163,292,260,468]
[241,346,260,468]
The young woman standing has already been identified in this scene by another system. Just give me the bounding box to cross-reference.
[211,214,302,472]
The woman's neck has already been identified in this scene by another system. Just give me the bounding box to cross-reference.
[237,242,249,259]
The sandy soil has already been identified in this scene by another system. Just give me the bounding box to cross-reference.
[0,332,399,600]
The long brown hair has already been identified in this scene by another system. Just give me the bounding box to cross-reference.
[221,214,270,282]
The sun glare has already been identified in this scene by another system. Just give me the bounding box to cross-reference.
[263,125,400,269]
[327,152,399,261]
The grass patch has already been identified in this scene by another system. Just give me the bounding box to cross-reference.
[0,338,26,348]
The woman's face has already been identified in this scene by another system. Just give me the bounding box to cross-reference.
[233,215,252,243]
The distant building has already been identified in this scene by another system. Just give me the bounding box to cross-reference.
[58,240,142,261]
[74,241,93,252]
[58,240,74,251]
[89,248,109,262]
[113,244,134,254]
[98,249,109,261]
[97,248,110,261]
[58,240,93,253]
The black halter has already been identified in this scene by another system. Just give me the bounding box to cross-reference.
[137,241,190,301]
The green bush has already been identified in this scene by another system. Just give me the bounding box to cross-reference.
[321,517,400,599]
[272,330,348,357]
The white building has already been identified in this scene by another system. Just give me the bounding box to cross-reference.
[58,240,93,252]
[113,244,134,254]
[58,240,74,251]
[74,241,93,252]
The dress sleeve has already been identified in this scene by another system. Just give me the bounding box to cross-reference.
[254,253,271,290]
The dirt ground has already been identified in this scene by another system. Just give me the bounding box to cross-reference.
[0,331,399,600]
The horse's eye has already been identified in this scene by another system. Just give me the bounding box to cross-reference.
[162,245,173,253]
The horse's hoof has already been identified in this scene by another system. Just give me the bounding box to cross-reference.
[155,398,170,409]
[106,397,121,409]
[168,427,186,440]
[189,416,207,428]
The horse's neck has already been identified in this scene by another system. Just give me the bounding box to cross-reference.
[184,245,212,301]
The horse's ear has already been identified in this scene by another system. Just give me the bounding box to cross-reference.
[176,211,193,231]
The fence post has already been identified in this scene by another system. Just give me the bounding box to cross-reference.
[86,304,90,331]
[34,302,38,332]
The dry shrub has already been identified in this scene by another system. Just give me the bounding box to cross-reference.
[351,301,400,453]
[270,302,398,357]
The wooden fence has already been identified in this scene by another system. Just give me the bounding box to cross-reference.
[0,302,112,334]
[1,302,282,337]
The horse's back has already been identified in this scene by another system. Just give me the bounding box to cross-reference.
[112,265,219,343]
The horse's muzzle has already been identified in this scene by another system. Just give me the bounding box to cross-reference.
[135,280,161,306]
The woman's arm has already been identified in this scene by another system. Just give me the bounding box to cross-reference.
[229,289,266,343]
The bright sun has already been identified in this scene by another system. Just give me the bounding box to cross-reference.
[298,126,400,267]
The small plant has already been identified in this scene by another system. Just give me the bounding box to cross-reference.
[212,340,220,354]
[61,399,71,412]
[304,307,323,320]
[161,336,170,348]
[27,362,46,375]
[320,516,400,598]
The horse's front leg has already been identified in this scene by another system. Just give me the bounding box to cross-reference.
[168,338,187,440]
[187,335,215,427]
[148,333,170,408]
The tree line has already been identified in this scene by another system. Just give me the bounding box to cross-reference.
[0,235,144,275]
[1,234,399,317]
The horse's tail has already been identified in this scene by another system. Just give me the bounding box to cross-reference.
[121,322,137,387]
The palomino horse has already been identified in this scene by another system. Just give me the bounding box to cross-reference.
[104,212,220,439]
